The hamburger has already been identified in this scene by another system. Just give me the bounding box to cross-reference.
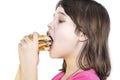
[29,35,52,51]
[38,35,52,51]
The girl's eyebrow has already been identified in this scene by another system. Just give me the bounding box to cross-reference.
[53,12,66,17]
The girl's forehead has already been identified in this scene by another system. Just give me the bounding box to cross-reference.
[54,6,67,16]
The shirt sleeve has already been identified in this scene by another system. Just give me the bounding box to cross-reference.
[52,72,64,80]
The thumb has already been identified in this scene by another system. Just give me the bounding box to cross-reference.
[33,32,39,45]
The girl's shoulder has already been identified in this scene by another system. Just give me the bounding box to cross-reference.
[52,71,64,80]
[68,68,100,80]
[52,69,100,80]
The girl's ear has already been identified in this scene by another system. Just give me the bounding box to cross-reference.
[78,32,88,42]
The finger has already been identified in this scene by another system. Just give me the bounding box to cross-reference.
[20,39,26,46]
[33,32,39,44]
[28,34,33,40]
[19,36,29,46]
[24,35,31,43]
[18,42,22,48]
[33,32,39,54]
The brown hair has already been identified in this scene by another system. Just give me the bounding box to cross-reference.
[56,0,111,80]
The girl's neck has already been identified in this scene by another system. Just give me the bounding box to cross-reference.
[62,56,82,79]
[62,43,84,79]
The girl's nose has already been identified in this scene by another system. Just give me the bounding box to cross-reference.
[47,22,54,30]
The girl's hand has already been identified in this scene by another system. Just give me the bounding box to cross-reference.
[19,32,39,66]
[18,32,39,80]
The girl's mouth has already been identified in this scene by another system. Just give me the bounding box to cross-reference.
[49,35,53,47]
[47,32,54,48]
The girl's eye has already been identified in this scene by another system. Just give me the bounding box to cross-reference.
[58,20,65,23]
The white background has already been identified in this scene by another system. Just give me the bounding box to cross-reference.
[0,0,119,80]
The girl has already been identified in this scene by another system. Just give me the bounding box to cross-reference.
[15,0,111,80]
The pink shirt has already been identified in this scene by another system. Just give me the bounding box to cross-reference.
[52,69,100,80]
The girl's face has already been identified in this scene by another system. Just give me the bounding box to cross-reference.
[47,6,80,58]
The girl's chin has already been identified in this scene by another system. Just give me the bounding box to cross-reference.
[48,51,63,59]
[49,54,60,58]
[48,50,58,58]
[49,53,56,58]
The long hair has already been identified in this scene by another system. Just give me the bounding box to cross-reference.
[56,0,111,80]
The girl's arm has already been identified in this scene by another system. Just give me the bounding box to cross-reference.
[15,65,21,80]
[15,64,38,80]
[15,32,39,80]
